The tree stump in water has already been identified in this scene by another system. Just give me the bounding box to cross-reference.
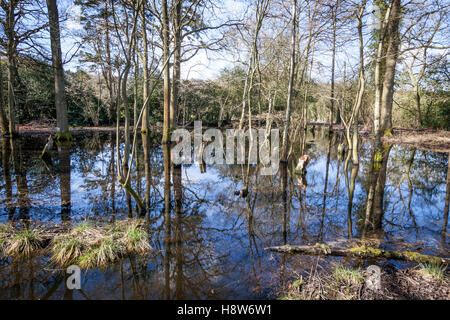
[40,135,54,159]
[294,155,311,175]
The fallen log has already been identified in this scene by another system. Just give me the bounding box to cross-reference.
[265,244,449,265]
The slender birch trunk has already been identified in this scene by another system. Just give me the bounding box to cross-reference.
[281,0,297,161]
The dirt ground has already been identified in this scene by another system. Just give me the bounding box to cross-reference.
[12,121,450,153]
[280,262,450,300]
[382,129,450,153]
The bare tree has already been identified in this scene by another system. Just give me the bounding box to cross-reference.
[281,0,297,161]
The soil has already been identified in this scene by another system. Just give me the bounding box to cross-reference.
[11,121,450,153]
[280,262,450,300]
[382,129,450,153]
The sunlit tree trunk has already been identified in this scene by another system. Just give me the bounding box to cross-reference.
[162,0,171,143]
[104,0,114,124]
[238,0,270,131]
[5,0,17,136]
[46,0,70,140]
[374,0,401,139]
[281,0,297,161]
[140,3,149,134]
[328,1,339,129]
[170,0,182,130]
[379,0,401,137]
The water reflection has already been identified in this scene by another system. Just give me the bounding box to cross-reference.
[0,129,448,299]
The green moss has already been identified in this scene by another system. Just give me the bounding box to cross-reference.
[383,128,393,137]
[349,245,383,257]
[315,243,331,254]
[403,250,443,265]
[55,131,72,142]
[374,150,383,162]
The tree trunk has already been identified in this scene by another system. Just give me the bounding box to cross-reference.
[0,64,8,135]
[6,0,17,136]
[105,0,114,124]
[329,1,338,128]
[46,0,70,140]
[379,0,401,137]
[140,3,149,134]
[170,0,182,130]
[281,0,297,161]
[414,83,423,127]
[161,0,171,144]
[266,244,449,265]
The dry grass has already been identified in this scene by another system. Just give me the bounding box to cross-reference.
[0,224,46,258]
[0,219,151,268]
[50,219,151,269]
[281,263,366,300]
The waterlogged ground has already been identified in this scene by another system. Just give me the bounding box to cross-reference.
[0,128,448,299]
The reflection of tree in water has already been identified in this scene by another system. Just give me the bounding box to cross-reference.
[57,142,71,221]
[362,143,392,239]
[0,130,449,299]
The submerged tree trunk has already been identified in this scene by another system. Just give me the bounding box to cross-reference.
[46,0,70,140]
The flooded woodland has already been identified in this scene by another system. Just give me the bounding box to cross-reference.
[0,0,449,302]
[0,127,448,299]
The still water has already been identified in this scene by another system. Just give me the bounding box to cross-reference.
[0,128,448,299]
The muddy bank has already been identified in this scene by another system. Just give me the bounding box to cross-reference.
[13,121,450,152]
[280,262,450,300]
[310,123,450,153]
[381,129,450,153]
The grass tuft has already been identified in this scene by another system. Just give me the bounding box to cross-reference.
[51,219,151,269]
[333,265,365,287]
[419,263,447,281]
[5,228,46,258]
